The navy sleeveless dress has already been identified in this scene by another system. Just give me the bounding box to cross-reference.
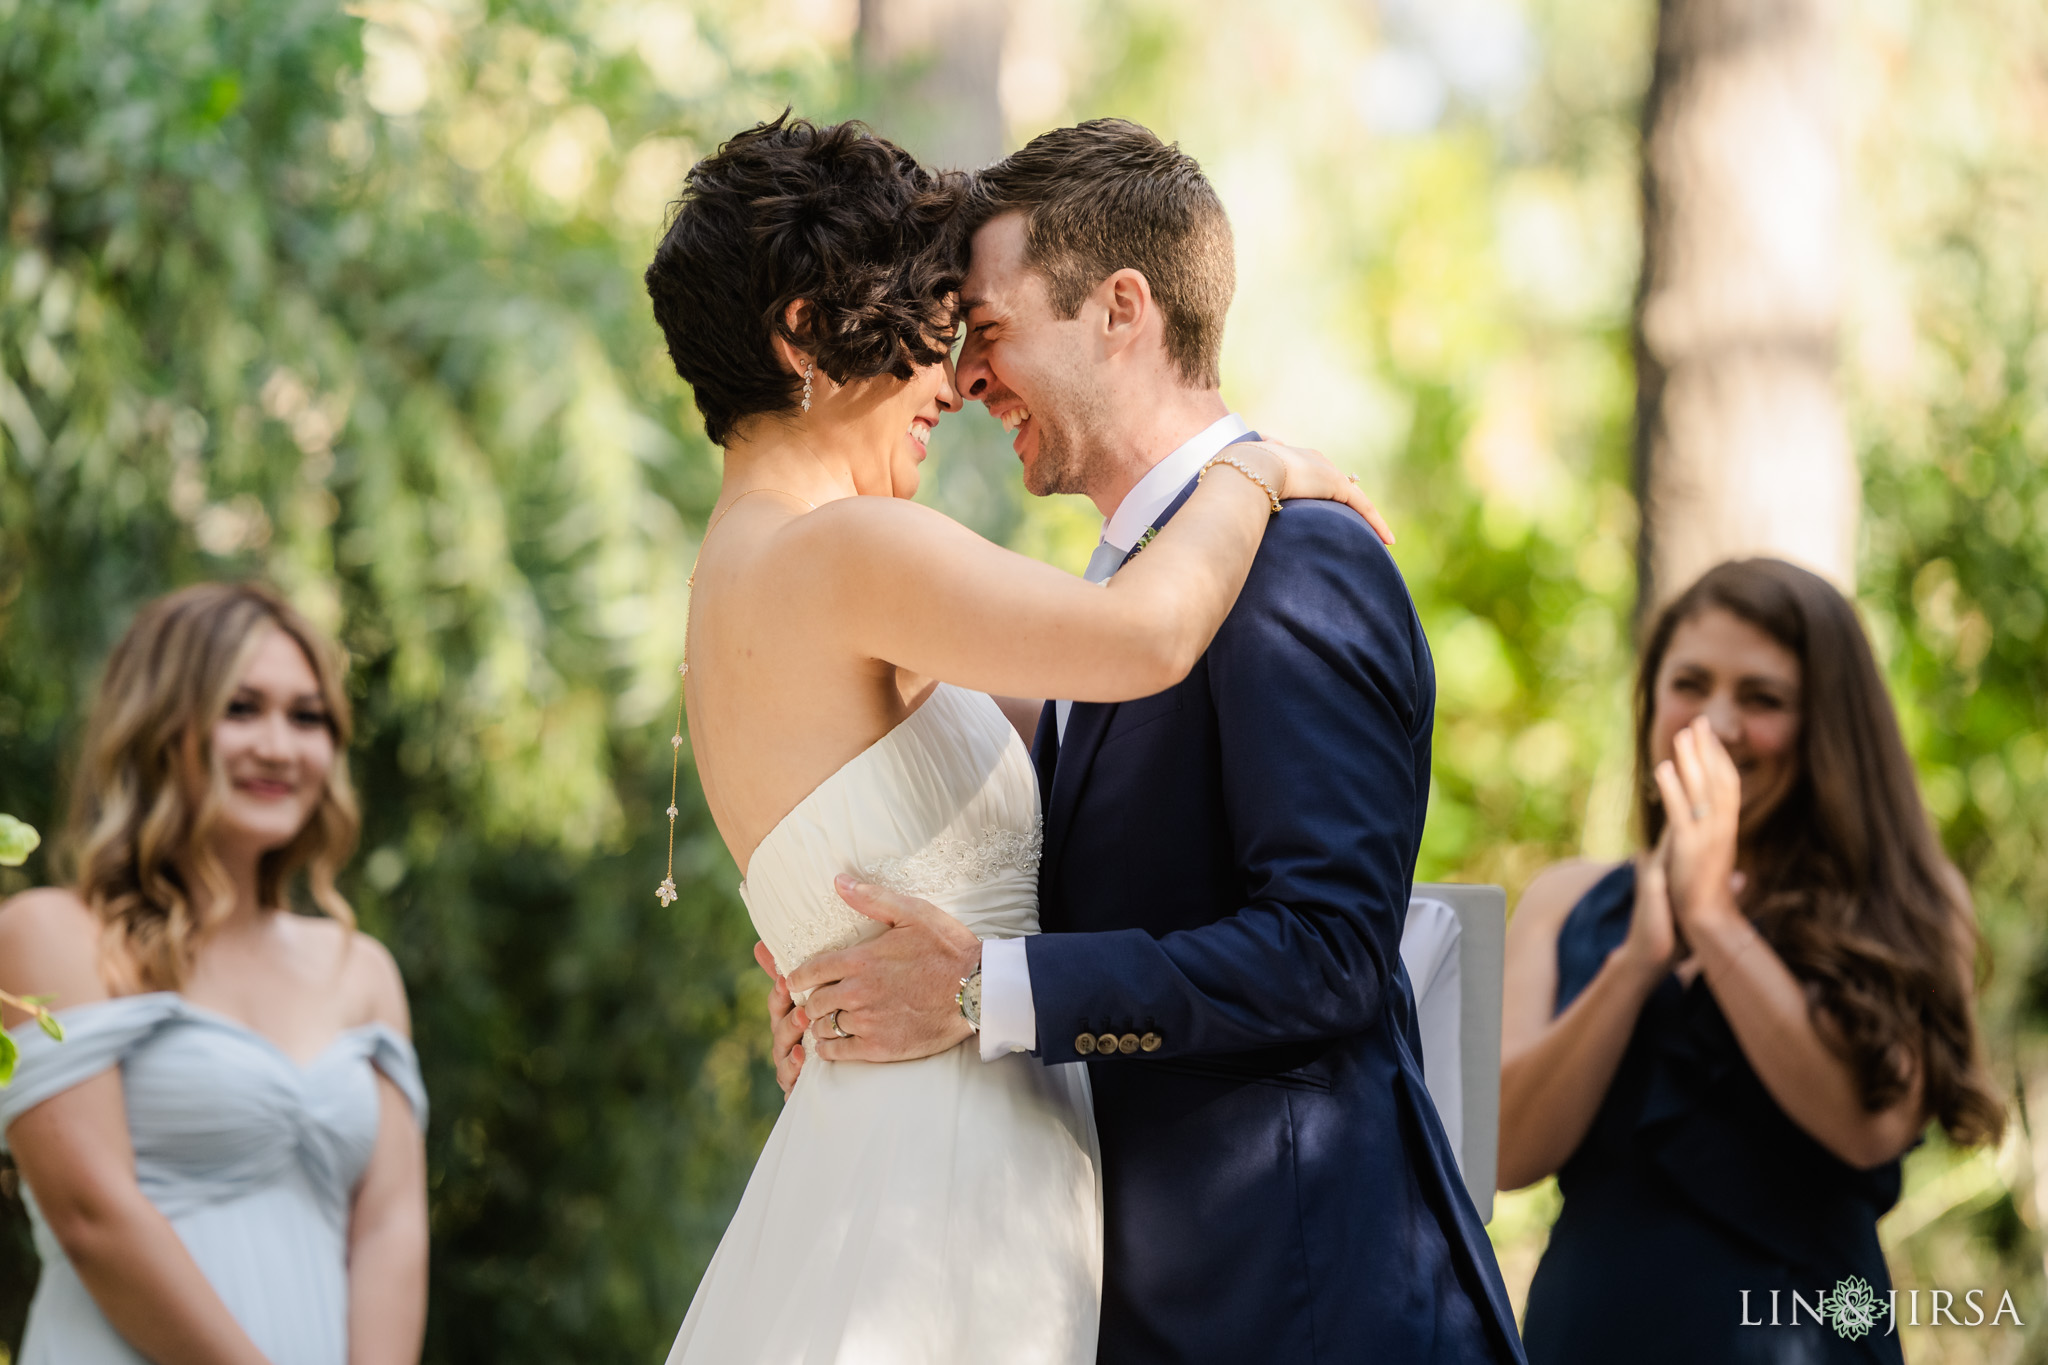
[1521,865,1906,1364]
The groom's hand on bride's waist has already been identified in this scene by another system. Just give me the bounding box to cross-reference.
[756,942,810,1097]
[785,876,982,1064]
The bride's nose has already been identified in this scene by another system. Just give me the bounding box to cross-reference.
[937,356,964,414]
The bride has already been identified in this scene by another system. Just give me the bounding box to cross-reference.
[645,115,1380,1365]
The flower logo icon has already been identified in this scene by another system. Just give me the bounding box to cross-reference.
[1823,1275,1882,1340]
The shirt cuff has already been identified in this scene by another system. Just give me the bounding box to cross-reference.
[978,936,1038,1060]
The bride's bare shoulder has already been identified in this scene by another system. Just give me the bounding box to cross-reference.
[781,496,983,572]
[796,494,961,535]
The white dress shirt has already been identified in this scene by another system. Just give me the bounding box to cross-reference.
[1398,897,1464,1162]
[980,412,1251,1060]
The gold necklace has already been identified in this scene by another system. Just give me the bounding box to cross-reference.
[657,487,815,906]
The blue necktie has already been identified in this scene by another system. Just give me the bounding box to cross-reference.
[1055,539,1129,742]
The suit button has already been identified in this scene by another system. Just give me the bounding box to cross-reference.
[1074,1033,1097,1056]
[1096,1033,1119,1056]
[1117,1033,1139,1055]
[1140,1032,1163,1052]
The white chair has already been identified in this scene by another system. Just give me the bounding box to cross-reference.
[1401,883,1506,1222]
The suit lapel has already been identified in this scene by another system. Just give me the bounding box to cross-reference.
[1042,691,1114,880]
[1040,432,1262,878]
[1030,700,1059,822]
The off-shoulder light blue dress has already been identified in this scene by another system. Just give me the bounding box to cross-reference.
[0,993,428,1365]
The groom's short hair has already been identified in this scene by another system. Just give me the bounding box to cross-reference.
[962,120,1233,390]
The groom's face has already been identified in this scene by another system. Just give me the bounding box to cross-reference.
[956,213,1112,498]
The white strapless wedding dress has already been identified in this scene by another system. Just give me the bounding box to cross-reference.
[665,684,1101,1365]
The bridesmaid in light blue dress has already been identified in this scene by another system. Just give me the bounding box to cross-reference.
[0,582,427,1365]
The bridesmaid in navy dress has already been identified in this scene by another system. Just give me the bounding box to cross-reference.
[0,582,426,1365]
[1499,559,2003,1364]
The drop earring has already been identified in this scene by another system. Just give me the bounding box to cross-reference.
[801,362,814,413]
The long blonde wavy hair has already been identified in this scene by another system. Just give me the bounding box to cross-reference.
[63,582,360,993]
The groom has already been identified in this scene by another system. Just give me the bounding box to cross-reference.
[781,119,1525,1364]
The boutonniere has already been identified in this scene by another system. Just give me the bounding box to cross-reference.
[1128,525,1160,558]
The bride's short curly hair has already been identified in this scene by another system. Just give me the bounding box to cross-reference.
[645,113,964,446]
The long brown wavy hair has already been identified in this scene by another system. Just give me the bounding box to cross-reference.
[62,582,360,993]
[1635,559,2004,1146]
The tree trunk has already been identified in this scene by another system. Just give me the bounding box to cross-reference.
[1633,0,1856,614]
[856,0,1008,171]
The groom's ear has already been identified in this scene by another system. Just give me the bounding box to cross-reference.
[1097,268,1154,351]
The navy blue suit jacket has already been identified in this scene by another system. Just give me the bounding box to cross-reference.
[1025,473,1526,1364]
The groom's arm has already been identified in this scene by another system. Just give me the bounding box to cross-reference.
[1022,500,1432,1063]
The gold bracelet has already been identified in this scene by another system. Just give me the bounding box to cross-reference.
[1198,452,1283,514]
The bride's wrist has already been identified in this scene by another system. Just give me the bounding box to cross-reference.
[1243,447,1286,501]
[1199,448,1285,513]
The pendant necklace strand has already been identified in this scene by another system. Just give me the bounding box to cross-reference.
[658,487,816,906]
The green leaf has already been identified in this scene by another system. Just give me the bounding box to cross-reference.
[200,72,242,124]
[39,1012,64,1041]
[0,1032,15,1087]
[0,813,39,867]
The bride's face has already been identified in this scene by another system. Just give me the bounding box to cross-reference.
[841,351,962,500]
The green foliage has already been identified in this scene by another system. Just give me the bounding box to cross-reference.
[1048,0,1650,889]
[0,817,36,868]
[2,0,2042,1359]
[1844,2,2048,1345]
[0,991,62,1090]
[0,0,851,1355]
